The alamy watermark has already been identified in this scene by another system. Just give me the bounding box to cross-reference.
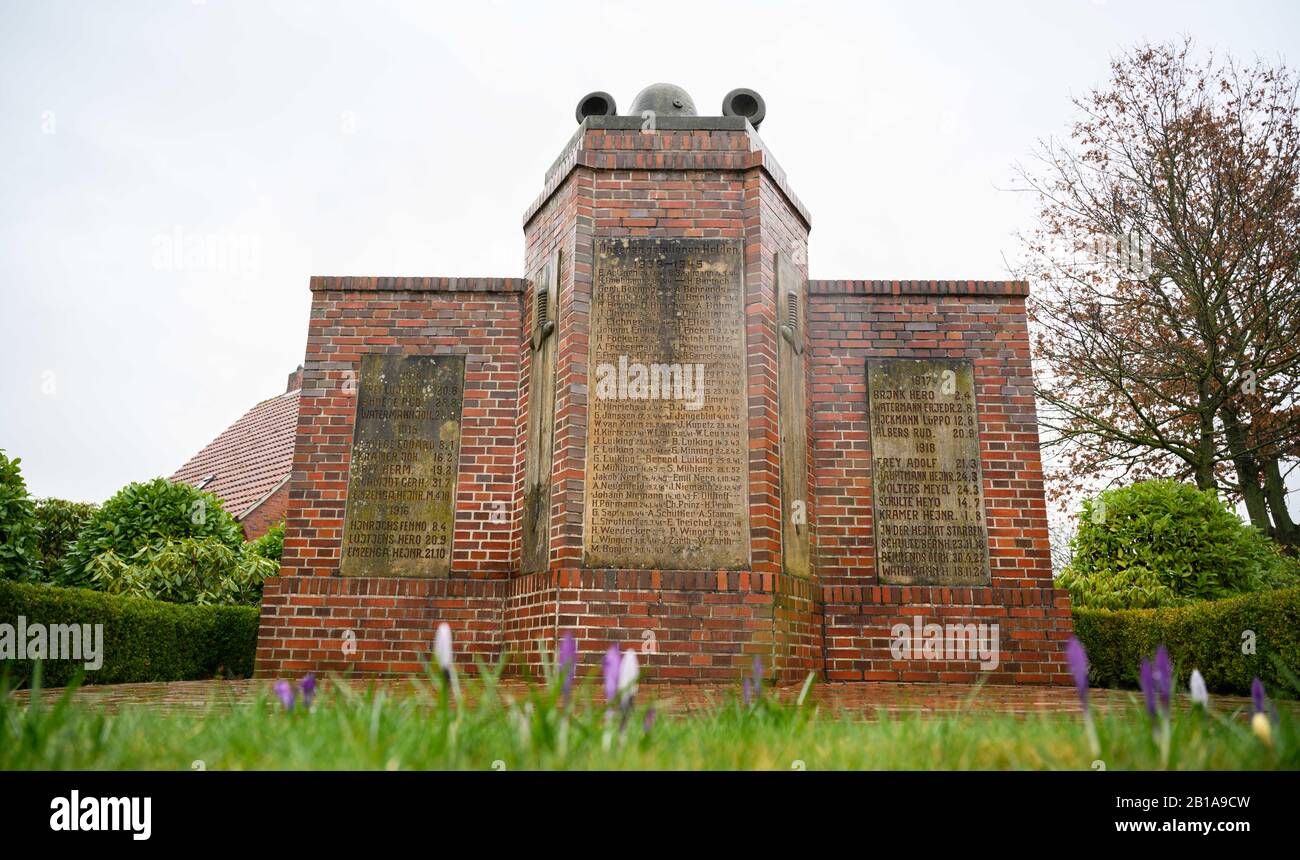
[888,615,1000,670]
[0,616,104,671]
[50,791,151,841]
[1086,232,1152,278]
[1041,231,1154,278]
[151,226,260,278]
[593,355,705,411]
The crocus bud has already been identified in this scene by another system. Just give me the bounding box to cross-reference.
[557,632,578,703]
[602,645,620,703]
[618,648,639,707]
[1064,636,1089,711]
[1153,645,1173,715]
[1188,670,1208,708]
[1251,677,1268,715]
[1251,712,1273,747]
[299,673,317,708]
[273,680,295,711]
[1138,658,1156,719]
[434,622,454,674]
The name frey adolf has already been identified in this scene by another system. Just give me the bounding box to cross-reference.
[0,616,103,671]
[50,791,151,840]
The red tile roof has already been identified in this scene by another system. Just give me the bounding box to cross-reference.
[171,386,299,520]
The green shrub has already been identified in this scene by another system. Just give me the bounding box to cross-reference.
[1058,479,1300,609]
[32,498,97,579]
[60,478,242,588]
[87,538,277,606]
[0,579,259,688]
[0,451,39,582]
[245,520,284,563]
[1073,587,1300,697]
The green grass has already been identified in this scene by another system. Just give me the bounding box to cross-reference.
[3,665,1297,770]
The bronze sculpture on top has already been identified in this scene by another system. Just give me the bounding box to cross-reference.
[576,83,766,128]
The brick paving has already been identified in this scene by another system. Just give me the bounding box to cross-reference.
[6,678,1268,719]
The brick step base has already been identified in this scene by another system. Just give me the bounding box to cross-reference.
[256,573,1070,684]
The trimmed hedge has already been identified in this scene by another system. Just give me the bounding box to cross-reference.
[0,579,259,688]
[1073,587,1300,698]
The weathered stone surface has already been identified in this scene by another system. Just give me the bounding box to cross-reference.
[584,237,749,570]
[777,251,811,578]
[339,353,465,578]
[867,358,990,585]
[522,251,560,573]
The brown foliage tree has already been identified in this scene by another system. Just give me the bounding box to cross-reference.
[1017,39,1300,545]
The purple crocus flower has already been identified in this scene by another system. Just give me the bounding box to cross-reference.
[643,706,657,734]
[1064,637,1089,711]
[299,673,317,708]
[273,680,296,712]
[1251,678,1268,716]
[1138,658,1157,719]
[557,632,578,704]
[1153,645,1173,715]
[743,676,752,706]
[752,655,764,700]
[602,645,620,704]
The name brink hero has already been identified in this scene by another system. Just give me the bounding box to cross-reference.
[593,357,705,411]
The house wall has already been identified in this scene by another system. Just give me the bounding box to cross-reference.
[240,481,289,541]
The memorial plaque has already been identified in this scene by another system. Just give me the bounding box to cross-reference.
[584,237,749,570]
[867,358,990,585]
[776,251,811,578]
[340,353,465,578]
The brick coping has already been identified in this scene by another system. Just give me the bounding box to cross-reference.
[7,678,1275,718]
[298,276,1028,298]
[307,275,526,293]
[809,279,1030,297]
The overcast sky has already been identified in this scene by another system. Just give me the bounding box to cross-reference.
[3,0,1299,503]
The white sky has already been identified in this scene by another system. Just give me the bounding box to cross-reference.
[2,0,1299,503]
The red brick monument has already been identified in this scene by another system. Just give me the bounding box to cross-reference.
[256,84,1073,684]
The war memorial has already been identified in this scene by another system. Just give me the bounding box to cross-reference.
[255,84,1072,684]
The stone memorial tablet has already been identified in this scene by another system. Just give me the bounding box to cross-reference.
[340,353,465,578]
[584,237,749,570]
[867,358,990,585]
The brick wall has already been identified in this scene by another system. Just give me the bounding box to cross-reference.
[809,281,1071,683]
[256,277,524,677]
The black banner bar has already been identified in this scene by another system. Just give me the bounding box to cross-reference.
[0,770,1290,847]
